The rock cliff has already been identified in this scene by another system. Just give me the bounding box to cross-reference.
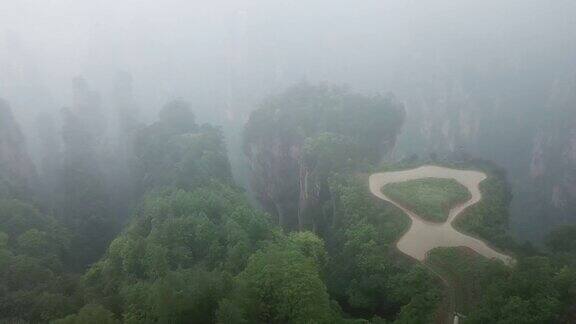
[244,84,404,232]
[0,99,38,199]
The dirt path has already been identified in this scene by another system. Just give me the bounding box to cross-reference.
[369,165,513,264]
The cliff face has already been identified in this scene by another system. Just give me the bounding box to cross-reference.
[0,99,38,199]
[398,77,483,154]
[244,84,404,232]
[245,135,301,230]
[525,77,576,233]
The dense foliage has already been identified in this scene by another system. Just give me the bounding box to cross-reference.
[81,184,274,322]
[243,84,405,231]
[326,175,442,322]
[383,178,470,223]
[453,169,515,250]
[428,244,576,324]
[244,84,404,164]
[134,100,233,193]
[546,225,576,257]
[0,199,80,322]
[219,233,337,323]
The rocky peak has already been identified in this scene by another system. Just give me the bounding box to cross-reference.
[0,98,38,199]
[244,84,404,232]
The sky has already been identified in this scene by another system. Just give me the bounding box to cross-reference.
[1,0,575,130]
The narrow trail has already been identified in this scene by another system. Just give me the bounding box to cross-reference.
[369,165,513,264]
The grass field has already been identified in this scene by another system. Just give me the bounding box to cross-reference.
[382,177,471,222]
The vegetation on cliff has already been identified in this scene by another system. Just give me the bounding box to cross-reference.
[244,83,405,232]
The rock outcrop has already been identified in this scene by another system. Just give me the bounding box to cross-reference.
[0,99,38,199]
[244,84,404,232]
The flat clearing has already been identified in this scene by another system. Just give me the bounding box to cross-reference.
[382,177,470,223]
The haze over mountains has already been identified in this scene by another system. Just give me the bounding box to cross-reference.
[2,1,575,242]
[0,2,576,323]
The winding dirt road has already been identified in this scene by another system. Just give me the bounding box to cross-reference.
[369,165,513,264]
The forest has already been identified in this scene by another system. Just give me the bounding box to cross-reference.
[0,83,575,323]
[1,1,576,323]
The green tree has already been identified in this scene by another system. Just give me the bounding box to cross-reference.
[52,304,119,324]
[82,184,273,321]
[546,225,576,254]
[134,101,232,192]
[0,195,77,322]
[287,231,328,271]
[223,242,336,323]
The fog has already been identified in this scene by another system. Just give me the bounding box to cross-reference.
[4,0,575,240]
[4,1,574,116]
[2,1,576,322]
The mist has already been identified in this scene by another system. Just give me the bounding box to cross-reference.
[1,1,575,323]
[4,1,574,113]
